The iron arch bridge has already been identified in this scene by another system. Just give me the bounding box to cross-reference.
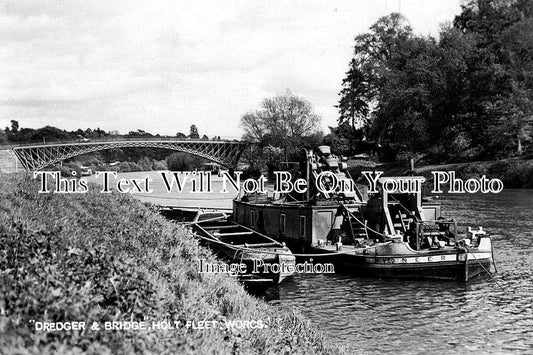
[9,138,246,171]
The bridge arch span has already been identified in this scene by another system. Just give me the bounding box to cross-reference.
[10,139,246,171]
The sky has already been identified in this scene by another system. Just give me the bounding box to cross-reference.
[0,0,462,139]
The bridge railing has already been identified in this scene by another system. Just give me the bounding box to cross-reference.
[0,136,243,149]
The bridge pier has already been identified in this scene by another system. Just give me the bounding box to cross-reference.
[0,149,19,173]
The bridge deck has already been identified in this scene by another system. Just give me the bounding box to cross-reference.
[0,137,242,149]
[5,138,246,171]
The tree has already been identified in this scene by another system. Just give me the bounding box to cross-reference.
[240,90,322,172]
[452,0,533,157]
[32,126,72,142]
[337,4,533,162]
[189,125,200,139]
[176,132,187,139]
[338,14,438,159]
[166,152,204,171]
[337,59,371,133]
[10,120,19,133]
[322,122,366,156]
[497,2,533,155]
[242,90,321,143]
[0,130,7,145]
[337,14,417,158]
[127,129,152,138]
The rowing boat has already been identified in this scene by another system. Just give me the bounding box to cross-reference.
[191,212,295,284]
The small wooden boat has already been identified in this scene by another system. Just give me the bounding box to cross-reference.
[191,211,295,284]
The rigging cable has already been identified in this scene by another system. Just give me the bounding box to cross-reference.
[465,244,506,292]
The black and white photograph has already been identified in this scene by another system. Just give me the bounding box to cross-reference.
[1,1,532,354]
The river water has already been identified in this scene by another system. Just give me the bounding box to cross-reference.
[266,190,533,354]
[115,172,532,353]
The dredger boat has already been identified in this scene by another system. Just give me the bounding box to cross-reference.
[233,146,494,281]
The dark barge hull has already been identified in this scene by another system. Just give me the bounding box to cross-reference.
[308,252,492,282]
[233,199,494,282]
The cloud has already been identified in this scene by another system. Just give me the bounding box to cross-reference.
[0,0,461,138]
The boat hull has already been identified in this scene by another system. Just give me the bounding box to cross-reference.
[309,250,492,282]
[234,199,495,282]
[213,246,295,284]
[192,219,296,284]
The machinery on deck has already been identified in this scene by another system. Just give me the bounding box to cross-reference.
[233,145,494,281]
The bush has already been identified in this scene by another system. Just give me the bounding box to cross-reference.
[48,162,82,178]
[151,160,167,171]
[117,161,141,172]
[136,157,152,171]
[497,161,533,188]
[166,153,204,171]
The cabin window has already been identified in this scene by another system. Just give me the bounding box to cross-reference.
[258,210,264,230]
[299,216,306,238]
[251,209,256,227]
[280,214,286,235]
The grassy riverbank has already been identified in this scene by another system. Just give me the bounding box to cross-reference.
[0,174,342,354]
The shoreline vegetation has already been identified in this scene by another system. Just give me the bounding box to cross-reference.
[0,175,342,354]
[349,156,533,189]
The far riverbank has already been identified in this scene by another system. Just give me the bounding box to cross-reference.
[349,156,533,189]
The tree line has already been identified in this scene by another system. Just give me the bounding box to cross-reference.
[5,0,531,173]
[240,0,533,175]
[336,0,533,162]
[1,121,217,144]
[1,121,215,172]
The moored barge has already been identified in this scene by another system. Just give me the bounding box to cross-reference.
[233,146,494,282]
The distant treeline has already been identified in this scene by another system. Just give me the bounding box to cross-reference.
[2,121,215,172]
[336,0,533,163]
[1,121,219,145]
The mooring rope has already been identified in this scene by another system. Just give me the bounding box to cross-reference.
[465,245,506,292]
[491,246,499,274]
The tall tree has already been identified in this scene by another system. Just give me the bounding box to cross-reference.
[337,59,371,133]
[453,0,533,157]
[10,120,19,133]
[337,3,533,161]
[240,90,322,173]
[503,16,533,154]
[338,13,438,159]
[189,125,200,139]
